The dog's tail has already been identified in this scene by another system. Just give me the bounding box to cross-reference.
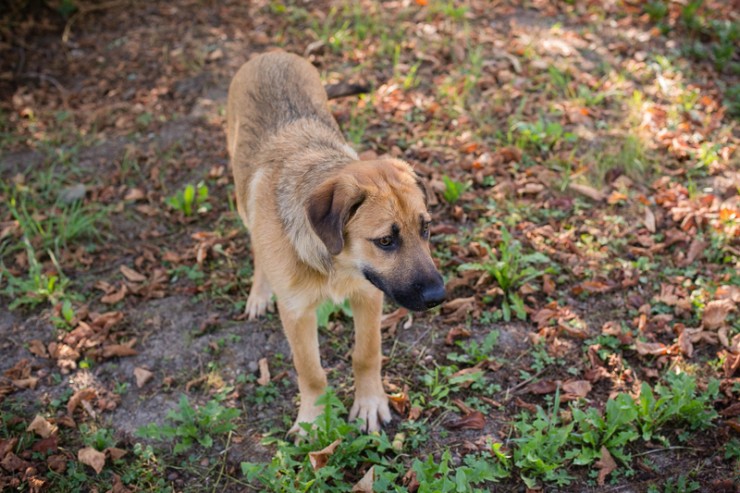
[325,82,370,100]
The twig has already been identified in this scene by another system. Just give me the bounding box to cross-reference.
[499,369,547,402]
[20,72,69,106]
[62,0,130,43]
[211,430,232,493]
[631,446,701,458]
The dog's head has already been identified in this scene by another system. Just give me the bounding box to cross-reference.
[307,159,445,311]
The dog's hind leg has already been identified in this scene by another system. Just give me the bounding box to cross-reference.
[245,256,274,320]
[348,288,391,432]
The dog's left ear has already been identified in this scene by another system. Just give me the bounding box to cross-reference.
[306,178,366,255]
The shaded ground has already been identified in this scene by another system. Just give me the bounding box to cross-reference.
[1,0,738,492]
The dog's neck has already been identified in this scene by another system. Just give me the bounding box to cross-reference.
[272,119,359,275]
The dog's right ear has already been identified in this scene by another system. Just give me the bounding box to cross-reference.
[306,178,366,256]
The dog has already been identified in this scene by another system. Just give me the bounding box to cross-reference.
[226,51,445,433]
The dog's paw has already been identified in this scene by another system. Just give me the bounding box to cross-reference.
[349,394,391,433]
[245,291,274,320]
[288,403,325,439]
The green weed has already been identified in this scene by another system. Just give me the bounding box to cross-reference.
[447,330,499,365]
[1,237,72,310]
[510,117,577,156]
[137,395,240,454]
[166,182,210,217]
[441,175,468,204]
[459,228,556,321]
[316,298,352,329]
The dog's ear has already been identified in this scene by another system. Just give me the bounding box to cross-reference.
[306,178,366,255]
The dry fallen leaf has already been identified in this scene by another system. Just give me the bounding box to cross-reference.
[134,367,153,388]
[78,446,106,474]
[634,340,668,356]
[444,411,485,430]
[67,388,97,415]
[568,183,605,201]
[596,446,617,485]
[257,358,271,386]
[105,447,127,461]
[120,265,147,282]
[27,339,48,358]
[27,415,56,438]
[389,391,410,415]
[352,466,375,492]
[308,439,341,471]
[562,380,592,399]
[102,344,138,358]
[101,284,128,304]
[703,299,736,330]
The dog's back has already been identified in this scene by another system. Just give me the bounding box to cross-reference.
[226,51,340,159]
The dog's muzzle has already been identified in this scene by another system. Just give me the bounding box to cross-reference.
[364,268,446,312]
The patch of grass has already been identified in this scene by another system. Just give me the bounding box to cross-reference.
[509,372,720,488]
[137,395,240,454]
[242,388,508,492]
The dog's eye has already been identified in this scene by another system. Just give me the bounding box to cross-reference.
[374,236,396,250]
[421,221,430,239]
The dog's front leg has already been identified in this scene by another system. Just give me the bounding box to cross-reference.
[349,289,391,432]
[278,301,328,435]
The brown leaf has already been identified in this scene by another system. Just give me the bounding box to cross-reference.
[102,344,138,358]
[408,406,422,421]
[444,326,471,346]
[568,183,605,201]
[27,415,56,438]
[133,367,153,388]
[120,265,147,282]
[78,446,106,474]
[525,380,558,395]
[27,339,48,358]
[123,188,146,201]
[46,454,67,474]
[596,446,617,486]
[308,439,341,471]
[352,466,375,492]
[444,410,485,430]
[686,238,707,264]
[644,207,657,233]
[101,284,128,304]
[562,380,592,398]
[67,388,97,415]
[31,435,58,454]
[0,452,32,472]
[634,340,668,356]
[12,376,38,389]
[678,329,693,358]
[105,447,127,461]
[380,308,409,331]
[703,299,736,330]
[389,391,410,415]
[257,358,271,386]
[0,437,18,458]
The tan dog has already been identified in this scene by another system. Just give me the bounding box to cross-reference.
[226,51,445,433]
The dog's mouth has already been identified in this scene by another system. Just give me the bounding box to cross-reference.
[363,268,445,312]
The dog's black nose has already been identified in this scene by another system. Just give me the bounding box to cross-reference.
[421,279,445,309]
